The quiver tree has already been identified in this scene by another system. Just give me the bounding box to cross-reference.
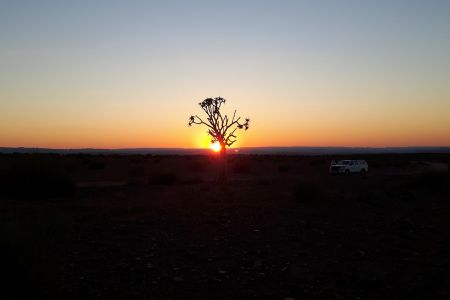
[188,97,250,181]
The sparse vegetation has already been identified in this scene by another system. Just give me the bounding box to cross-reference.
[1,153,450,300]
[0,156,75,199]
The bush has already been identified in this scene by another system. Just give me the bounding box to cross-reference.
[0,156,75,199]
[149,171,177,185]
[293,180,320,203]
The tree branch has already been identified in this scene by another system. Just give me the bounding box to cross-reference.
[189,97,249,149]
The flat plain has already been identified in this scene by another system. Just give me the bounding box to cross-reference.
[1,153,449,300]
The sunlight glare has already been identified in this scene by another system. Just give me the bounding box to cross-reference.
[210,141,222,152]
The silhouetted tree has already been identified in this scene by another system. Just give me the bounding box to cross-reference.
[188,97,250,181]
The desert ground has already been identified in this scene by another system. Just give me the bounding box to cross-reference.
[1,153,449,300]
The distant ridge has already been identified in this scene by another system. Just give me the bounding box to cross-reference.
[1,147,450,155]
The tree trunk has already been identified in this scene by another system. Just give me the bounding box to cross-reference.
[218,145,227,183]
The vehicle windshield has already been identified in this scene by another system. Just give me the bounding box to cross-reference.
[338,160,351,165]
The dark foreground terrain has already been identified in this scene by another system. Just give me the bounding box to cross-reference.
[1,153,449,300]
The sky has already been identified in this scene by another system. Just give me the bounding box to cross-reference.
[1,0,449,148]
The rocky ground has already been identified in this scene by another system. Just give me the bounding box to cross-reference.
[1,154,449,299]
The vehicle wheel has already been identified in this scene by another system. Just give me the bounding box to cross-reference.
[345,169,350,176]
[360,169,366,177]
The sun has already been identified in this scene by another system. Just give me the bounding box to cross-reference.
[210,141,222,152]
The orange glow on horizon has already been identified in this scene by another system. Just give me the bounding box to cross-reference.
[1,106,449,149]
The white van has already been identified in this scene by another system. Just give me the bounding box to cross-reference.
[329,160,368,175]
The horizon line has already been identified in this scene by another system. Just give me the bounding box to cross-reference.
[2,145,450,151]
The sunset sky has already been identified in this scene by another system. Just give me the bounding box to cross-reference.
[1,1,449,148]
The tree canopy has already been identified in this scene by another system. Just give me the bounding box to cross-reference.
[188,97,250,149]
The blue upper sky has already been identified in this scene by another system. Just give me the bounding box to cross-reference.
[1,0,449,147]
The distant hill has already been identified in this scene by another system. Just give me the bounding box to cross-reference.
[1,147,450,155]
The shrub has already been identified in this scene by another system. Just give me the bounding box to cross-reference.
[0,156,75,199]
